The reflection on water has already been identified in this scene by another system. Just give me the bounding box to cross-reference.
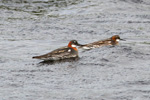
[37,57,80,66]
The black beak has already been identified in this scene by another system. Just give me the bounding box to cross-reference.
[76,43,83,46]
[120,38,126,41]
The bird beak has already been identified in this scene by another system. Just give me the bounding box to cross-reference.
[77,43,83,46]
[120,38,126,41]
[76,42,86,46]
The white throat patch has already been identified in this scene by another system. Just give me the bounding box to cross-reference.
[71,44,77,47]
[116,39,120,42]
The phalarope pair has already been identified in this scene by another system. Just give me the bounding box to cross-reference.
[32,35,125,61]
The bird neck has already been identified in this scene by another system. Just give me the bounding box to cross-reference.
[68,42,77,51]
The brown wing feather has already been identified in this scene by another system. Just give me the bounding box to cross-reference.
[80,38,112,49]
[33,46,71,60]
[90,38,111,45]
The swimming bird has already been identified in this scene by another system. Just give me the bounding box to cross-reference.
[79,35,125,50]
[32,40,82,61]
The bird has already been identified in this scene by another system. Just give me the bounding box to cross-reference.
[79,35,125,50]
[32,40,82,61]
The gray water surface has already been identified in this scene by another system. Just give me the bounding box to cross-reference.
[1,0,150,100]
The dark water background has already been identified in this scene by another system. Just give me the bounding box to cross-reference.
[0,0,150,100]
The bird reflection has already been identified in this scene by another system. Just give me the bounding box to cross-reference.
[37,57,80,66]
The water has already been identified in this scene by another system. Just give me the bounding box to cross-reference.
[0,0,150,100]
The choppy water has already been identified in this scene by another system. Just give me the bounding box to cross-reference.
[1,0,150,100]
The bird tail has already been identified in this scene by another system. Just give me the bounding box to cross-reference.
[32,56,41,59]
